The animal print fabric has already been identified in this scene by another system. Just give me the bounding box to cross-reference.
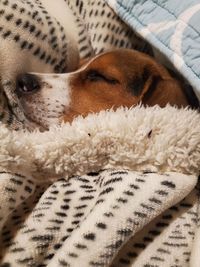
[0,170,199,267]
[64,0,152,58]
[0,0,70,72]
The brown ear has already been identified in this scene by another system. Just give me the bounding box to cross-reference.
[127,67,162,102]
[142,78,190,108]
[127,64,191,108]
[127,68,151,97]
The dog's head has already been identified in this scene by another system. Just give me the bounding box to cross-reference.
[15,49,199,130]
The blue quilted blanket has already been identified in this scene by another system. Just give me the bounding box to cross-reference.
[106,0,200,100]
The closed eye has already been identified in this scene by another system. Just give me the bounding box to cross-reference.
[86,69,119,84]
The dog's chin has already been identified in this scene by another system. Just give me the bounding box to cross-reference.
[25,116,49,132]
[23,114,56,131]
[23,110,66,131]
[17,102,63,131]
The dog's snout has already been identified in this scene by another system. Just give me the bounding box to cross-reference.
[16,73,41,94]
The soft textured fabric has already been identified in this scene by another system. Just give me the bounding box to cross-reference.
[0,106,200,267]
[106,0,200,101]
[0,106,199,180]
[0,170,198,267]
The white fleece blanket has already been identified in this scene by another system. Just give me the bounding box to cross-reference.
[0,106,200,267]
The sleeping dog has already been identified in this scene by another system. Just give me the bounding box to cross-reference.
[15,48,199,130]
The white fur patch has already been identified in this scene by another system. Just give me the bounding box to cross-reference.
[19,73,71,128]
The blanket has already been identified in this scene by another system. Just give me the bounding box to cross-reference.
[106,0,200,101]
[0,106,200,267]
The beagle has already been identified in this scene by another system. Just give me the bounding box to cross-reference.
[16,49,199,129]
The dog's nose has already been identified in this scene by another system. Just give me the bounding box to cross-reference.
[16,73,41,94]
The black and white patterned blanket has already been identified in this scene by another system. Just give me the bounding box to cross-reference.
[0,106,199,267]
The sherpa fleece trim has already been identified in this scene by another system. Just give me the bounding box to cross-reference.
[0,105,199,181]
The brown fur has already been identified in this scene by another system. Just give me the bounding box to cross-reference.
[63,49,193,122]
